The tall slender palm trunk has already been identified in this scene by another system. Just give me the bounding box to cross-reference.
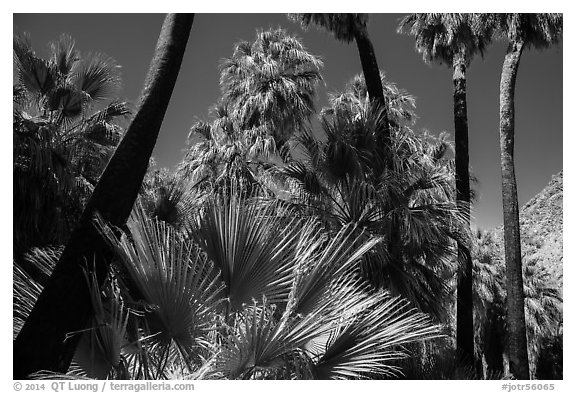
[13,14,194,379]
[353,23,390,144]
[353,25,384,104]
[499,40,530,380]
[453,53,475,370]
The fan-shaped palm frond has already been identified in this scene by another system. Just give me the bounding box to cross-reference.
[206,219,436,380]
[49,34,80,76]
[191,191,303,311]
[71,53,122,104]
[14,33,57,99]
[313,292,442,379]
[13,248,62,338]
[211,283,440,379]
[73,270,130,379]
[13,263,44,339]
[99,204,225,371]
[286,223,381,317]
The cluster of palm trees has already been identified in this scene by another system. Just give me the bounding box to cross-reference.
[398,13,562,379]
[13,13,562,380]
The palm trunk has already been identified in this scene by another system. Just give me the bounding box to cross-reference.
[499,40,530,380]
[453,53,475,372]
[353,23,390,144]
[484,306,505,375]
[13,14,194,378]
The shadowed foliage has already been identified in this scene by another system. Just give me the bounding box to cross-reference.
[13,32,130,270]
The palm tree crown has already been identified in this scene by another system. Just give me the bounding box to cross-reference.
[220,28,323,152]
[398,13,491,67]
[486,13,562,49]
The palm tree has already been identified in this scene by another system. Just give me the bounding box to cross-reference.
[276,83,467,321]
[13,32,130,280]
[481,13,562,380]
[398,13,491,369]
[219,28,323,156]
[14,14,195,378]
[176,28,323,197]
[288,13,390,142]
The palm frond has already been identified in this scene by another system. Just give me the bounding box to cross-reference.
[73,270,129,379]
[98,203,225,369]
[72,53,121,103]
[286,223,381,317]
[13,262,43,338]
[192,191,302,311]
[49,34,80,76]
[14,45,57,98]
[314,292,442,379]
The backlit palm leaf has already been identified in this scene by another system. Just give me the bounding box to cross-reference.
[13,247,62,339]
[286,223,381,317]
[314,292,442,379]
[209,223,401,380]
[99,203,225,367]
[192,191,302,311]
[14,33,56,99]
[72,53,121,104]
[13,263,43,339]
[49,34,79,75]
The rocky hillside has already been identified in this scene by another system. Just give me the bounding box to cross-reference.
[491,171,563,290]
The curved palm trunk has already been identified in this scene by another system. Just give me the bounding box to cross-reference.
[452,53,475,371]
[13,14,194,378]
[499,40,530,380]
[353,23,390,144]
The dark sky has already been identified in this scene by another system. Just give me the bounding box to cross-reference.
[13,13,563,230]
